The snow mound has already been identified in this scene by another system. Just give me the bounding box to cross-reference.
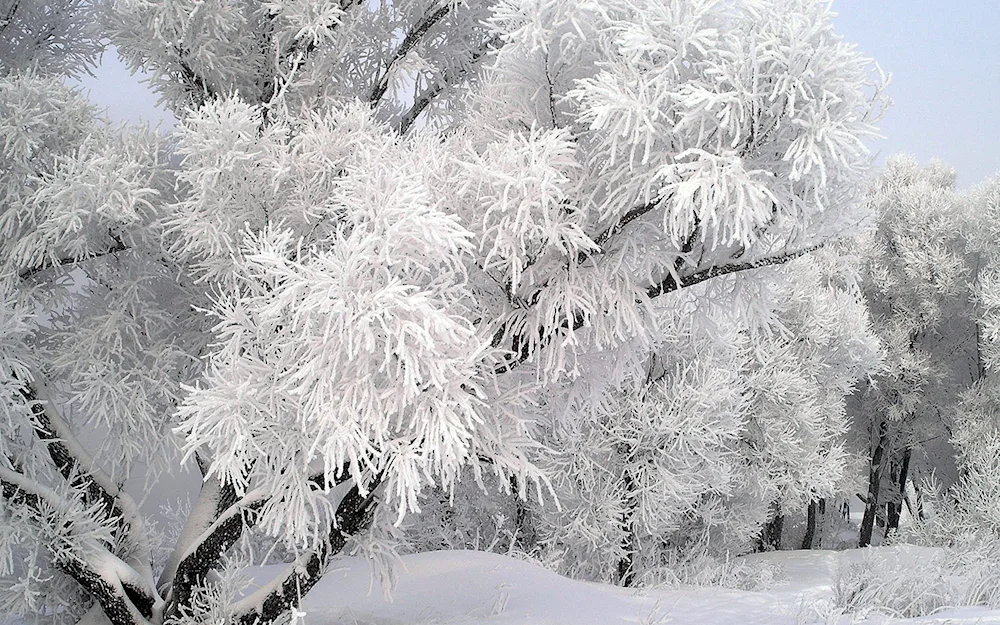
[249,549,1000,625]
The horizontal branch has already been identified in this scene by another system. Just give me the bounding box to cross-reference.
[18,238,128,281]
[591,199,661,250]
[493,243,822,373]
[646,242,822,298]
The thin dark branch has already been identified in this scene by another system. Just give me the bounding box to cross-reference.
[0,1,20,36]
[593,200,661,249]
[646,242,822,298]
[397,33,501,135]
[494,243,823,374]
[370,3,452,107]
[18,239,128,281]
[174,47,214,107]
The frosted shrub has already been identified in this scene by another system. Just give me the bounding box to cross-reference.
[641,553,779,592]
[835,542,1000,617]
[833,548,961,618]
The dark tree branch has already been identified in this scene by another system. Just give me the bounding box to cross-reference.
[370,3,452,107]
[165,497,266,620]
[23,386,123,522]
[0,468,158,625]
[159,463,244,618]
[164,467,350,621]
[232,477,382,625]
[494,243,822,373]
[174,46,214,107]
[397,33,502,135]
[592,200,662,249]
[646,242,823,299]
[17,379,156,592]
[0,1,20,36]
[61,558,152,625]
[18,238,128,281]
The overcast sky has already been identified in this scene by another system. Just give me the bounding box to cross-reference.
[832,0,1000,188]
[76,1,1000,188]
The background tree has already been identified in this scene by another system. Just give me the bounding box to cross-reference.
[504,250,880,584]
[948,172,1000,534]
[850,156,978,547]
[1,0,886,623]
[404,0,886,583]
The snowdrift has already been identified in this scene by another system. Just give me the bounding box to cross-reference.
[247,548,1000,625]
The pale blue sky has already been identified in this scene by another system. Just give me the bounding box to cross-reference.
[77,1,1000,188]
[832,0,1000,188]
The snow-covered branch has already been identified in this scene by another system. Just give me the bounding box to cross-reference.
[230,480,380,625]
[397,33,502,135]
[0,465,160,625]
[369,2,452,107]
[646,243,825,298]
[17,237,129,281]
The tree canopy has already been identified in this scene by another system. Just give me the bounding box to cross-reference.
[0,1,893,623]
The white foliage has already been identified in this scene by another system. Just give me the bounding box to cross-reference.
[0,0,888,620]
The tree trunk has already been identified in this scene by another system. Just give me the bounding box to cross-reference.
[801,499,819,550]
[510,476,537,551]
[909,475,926,521]
[885,447,911,536]
[757,502,783,552]
[617,469,637,587]
[860,420,888,547]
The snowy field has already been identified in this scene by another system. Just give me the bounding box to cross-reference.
[245,548,1000,625]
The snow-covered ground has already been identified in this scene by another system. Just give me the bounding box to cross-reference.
[252,549,1000,625]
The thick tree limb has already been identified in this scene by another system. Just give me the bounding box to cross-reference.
[61,558,153,625]
[158,463,243,618]
[163,492,266,620]
[22,381,155,583]
[231,478,381,625]
[0,465,159,625]
[162,468,352,621]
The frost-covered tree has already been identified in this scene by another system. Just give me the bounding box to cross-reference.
[1,0,886,623]
[500,250,880,585]
[946,172,1000,533]
[851,156,978,547]
[408,0,885,583]
[898,173,1000,562]
[0,0,103,77]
